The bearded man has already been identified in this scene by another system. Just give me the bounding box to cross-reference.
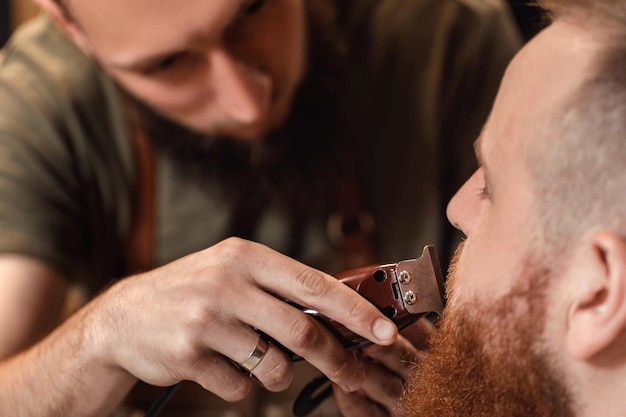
[0,0,521,416]
[401,0,626,415]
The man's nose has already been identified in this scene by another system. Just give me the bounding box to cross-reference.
[446,169,483,236]
[210,49,272,125]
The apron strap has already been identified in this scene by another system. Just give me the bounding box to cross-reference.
[125,105,156,274]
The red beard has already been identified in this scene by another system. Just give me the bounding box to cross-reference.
[399,246,575,417]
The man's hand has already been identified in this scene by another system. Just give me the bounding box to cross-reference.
[89,237,398,401]
[332,319,434,417]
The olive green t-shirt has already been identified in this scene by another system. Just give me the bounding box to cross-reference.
[0,15,134,292]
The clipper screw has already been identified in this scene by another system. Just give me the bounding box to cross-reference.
[404,291,417,305]
[398,270,412,285]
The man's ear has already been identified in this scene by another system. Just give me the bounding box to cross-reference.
[566,231,626,360]
[32,0,94,56]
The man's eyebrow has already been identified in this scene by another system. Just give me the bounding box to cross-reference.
[473,131,493,193]
[473,134,484,167]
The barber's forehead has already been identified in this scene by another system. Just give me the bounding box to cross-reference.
[69,0,248,28]
[69,0,252,56]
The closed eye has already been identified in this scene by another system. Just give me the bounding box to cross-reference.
[235,0,266,21]
[142,52,192,74]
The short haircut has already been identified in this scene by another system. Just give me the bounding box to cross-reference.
[529,0,626,254]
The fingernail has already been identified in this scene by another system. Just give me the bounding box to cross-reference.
[373,318,396,342]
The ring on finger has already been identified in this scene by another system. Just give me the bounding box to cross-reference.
[238,334,269,373]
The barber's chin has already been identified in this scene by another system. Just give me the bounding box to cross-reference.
[213,123,269,142]
[207,128,266,142]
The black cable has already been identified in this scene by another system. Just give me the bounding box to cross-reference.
[293,374,333,417]
[144,382,182,417]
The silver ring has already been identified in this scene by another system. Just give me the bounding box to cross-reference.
[239,335,269,373]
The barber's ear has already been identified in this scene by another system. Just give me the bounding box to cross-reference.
[566,231,626,360]
[33,0,94,56]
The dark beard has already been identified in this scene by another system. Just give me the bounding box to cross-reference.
[127,0,347,215]
[399,249,576,417]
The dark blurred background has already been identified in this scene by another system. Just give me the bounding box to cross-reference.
[508,0,547,40]
[1,0,9,47]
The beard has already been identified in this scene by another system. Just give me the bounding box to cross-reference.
[399,243,576,417]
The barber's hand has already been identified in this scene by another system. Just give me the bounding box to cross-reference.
[332,319,434,417]
[86,237,398,401]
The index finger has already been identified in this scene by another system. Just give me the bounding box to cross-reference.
[244,241,398,346]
